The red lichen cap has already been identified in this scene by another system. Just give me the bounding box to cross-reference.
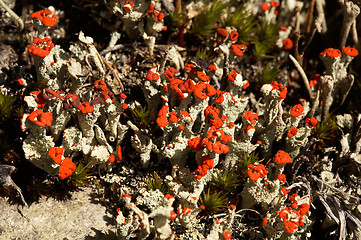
[277,174,287,183]
[244,111,258,125]
[283,38,293,50]
[165,194,174,199]
[164,67,177,80]
[123,0,135,12]
[290,104,303,117]
[247,164,268,181]
[228,70,238,82]
[319,48,342,58]
[117,145,122,162]
[231,44,247,57]
[120,93,127,99]
[305,117,317,127]
[156,105,169,127]
[273,150,292,164]
[309,74,320,88]
[270,1,280,7]
[229,31,239,41]
[108,155,115,163]
[195,156,214,179]
[271,81,287,100]
[216,28,228,38]
[261,3,270,11]
[31,9,57,27]
[288,126,298,137]
[223,230,232,239]
[48,147,64,164]
[280,26,287,31]
[207,64,217,73]
[146,66,160,81]
[17,77,24,86]
[169,210,177,220]
[78,102,94,113]
[263,217,268,225]
[27,38,54,57]
[196,71,209,82]
[281,187,290,196]
[343,46,359,57]
[28,109,53,127]
[58,157,76,180]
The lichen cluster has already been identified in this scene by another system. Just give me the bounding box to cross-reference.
[1,0,361,239]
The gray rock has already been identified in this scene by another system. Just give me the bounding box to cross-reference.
[0,187,116,239]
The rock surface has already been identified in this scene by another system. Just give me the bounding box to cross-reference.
[0,187,116,239]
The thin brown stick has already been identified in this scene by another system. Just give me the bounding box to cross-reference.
[294,32,303,64]
[306,0,316,34]
[101,56,125,92]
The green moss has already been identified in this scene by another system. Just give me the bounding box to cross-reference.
[222,5,257,44]
[238,152,261,178]
[0,92,16,120]
[190,0,230,41]
[311,115,339,147]
[257,62,279,84]
[199,188,227,214]
[70,162,91,187]
[210,169,241,195]
[145,172,169,194]
[131,105,151,128]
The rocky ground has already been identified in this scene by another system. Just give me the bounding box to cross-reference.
[0,187,116,240]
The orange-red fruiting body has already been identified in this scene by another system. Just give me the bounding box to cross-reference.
[261,3,270,11]
[108,155,115,163]
[319,48,342,58]
[78,102,94,113]
[120,93,127,99]
[165,194,174,199]
[31,9,57,27]
[283,38,293,50]
[305,117,317,127]
[244,111,258,125]
[164,67,177,80]
[264,217,268,225]
[195,156,214,179]
[17,77,24,86]
[231,44,247,57]
[48,147,64,164]
[28,109,53,127]
[290,104,303,117]
[271,81,287,100]
[273,150,292,164]
[123,0,135,12]
[169,210,177,220]
[309,74,320,88]
[247,163,268,181]
[207,64,217,73]
[343,46,359,57]
[28,38,54,57]
[281,187,290,196]
[156,105,169,127]
[270,1,280,7]
[146,66,160,81]
[216,28,228,38]
[229,31,239,41]
[277,174,287,183]
[58,157,76,180]
[117,145,122,162]
[223,230,232,239]
[228,70,237,82]
[288,126,298,137]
